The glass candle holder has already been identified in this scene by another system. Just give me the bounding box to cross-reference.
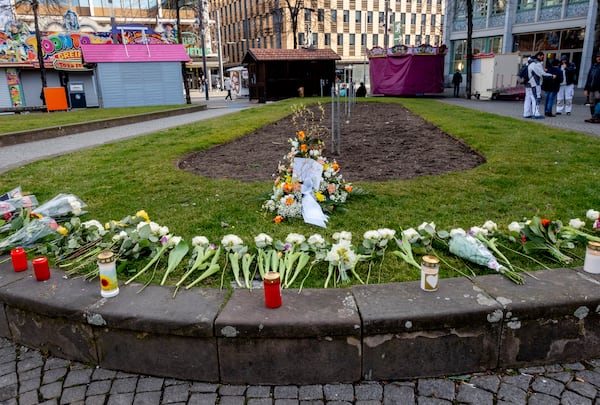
[97,251,119,298]
[32,257,50,281]
[583,241,600,274]
[421,255,439,292]
[10,247,28,272]
[264,271,282,308]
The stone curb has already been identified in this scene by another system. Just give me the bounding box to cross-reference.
[0,104,207,147]
[0,257,599,385]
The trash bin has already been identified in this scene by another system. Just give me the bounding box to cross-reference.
[68,83,87,109]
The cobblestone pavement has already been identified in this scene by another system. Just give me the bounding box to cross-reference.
[1,337,599,404]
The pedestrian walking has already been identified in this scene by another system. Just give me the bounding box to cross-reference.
[543,58,562,117]
[452,70,462,98]
[584,53,600,123]
[523,52,555,119]
[224,78,233,101]
[556,55,577,115]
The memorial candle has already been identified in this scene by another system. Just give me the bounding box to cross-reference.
[10,247,27,272]
[32,257,50,281]
[263,271,282,308]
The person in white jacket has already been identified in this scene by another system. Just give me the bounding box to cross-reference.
[523,52,555,119]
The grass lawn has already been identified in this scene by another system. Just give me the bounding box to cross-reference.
[1,97,599,288]
[0,105,187,134]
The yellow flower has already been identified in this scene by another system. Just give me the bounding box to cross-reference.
[100,275,116,290]
[315,192,325,202]
[57,226,68,235]
[136,210,150,222]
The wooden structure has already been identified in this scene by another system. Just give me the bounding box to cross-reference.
[242,48,340,101]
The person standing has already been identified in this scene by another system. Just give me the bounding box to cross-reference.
[523,52,555,119]
[224,78,233,101]
[452,70,462,97]
[356,82,367,97]
[584,53,600,123]
[543,58,562,117]
[556,55,577,115]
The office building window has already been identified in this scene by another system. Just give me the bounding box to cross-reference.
[337,33,343,45]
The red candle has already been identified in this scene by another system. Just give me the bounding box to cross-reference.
[10,247,28,272]
[32,257,50,281]
[264,271,282,309]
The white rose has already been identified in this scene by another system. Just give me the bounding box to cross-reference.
[221,234,243,248]
[192,236,210,247]
[377,228,397,240]
[568,218,585,229]
[308,234,325,246]
[449,228,466,238]
[285,233,306,245]
[586,209,599,221]
[402,228,420,243]
[508,222,522,233]
[254,233,273,248]
[417,222,436,236]
[332,231,352,242]
[363,230,381,241]
[470,226,488,236]
[482,220,498,233]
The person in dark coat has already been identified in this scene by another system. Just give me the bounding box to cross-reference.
[584,53,600,123]
[543,58,562,117]
[356,82,367,97]
[452,70,462,97]
[556,55,577,115]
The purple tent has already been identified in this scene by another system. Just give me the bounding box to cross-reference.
[368,45,446,96]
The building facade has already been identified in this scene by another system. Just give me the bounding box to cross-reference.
[445,0,596,87]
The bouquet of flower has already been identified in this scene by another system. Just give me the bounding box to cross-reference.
[359,228,396,283]
[262,104,355,223]
[448,228,524,284]
[513,216,574,265]
[0,216,62,252]
[324,232,362,287]
[0,195,39,234]
[32,194,87,221]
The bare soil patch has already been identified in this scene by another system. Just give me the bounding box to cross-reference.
[178,102,486,182]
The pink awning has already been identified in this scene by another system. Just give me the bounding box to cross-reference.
[81,44,190,63]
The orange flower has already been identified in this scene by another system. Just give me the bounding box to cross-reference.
[345,184,353,193]
[285,196,294,205]
[300,144,308,153]
[283,182,293,193]
[297,131,305,140]
[274,215,283,224]
[332,162,340,171]
[541,219,550,227]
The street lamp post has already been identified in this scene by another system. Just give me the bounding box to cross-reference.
[31,0,47,103]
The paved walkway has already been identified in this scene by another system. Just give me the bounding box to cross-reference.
[2,90,600,404]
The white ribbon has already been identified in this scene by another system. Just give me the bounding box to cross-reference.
[301,178,328,228]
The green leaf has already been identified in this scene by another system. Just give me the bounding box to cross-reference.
[160,240,189,286]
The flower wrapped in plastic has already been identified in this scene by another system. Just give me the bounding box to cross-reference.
[0,195,39,234]
[448,229,524,284]
[32,194,87,221]
[0,217,62,252]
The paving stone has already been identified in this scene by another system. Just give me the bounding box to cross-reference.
[325,401,351,405]
[133,391,162,404]
[354,382,383,401]
[415,397,452,404]
[563,362,586,371]
[40,382,64,400]
[0,382,17,402]
[87,380,112,396]
[85,395,108,405]
[247,386,271,398]
[44,358,70,371]
[470,375,500,393]
[17,351,44,372]
[298,401,323,405]
[528,392,560,405]
[586,359,600,368]
[566,380,597,399]
[0,371,17,386]
[218,396,246,405]
[456,383,493,404]
[43,367,68,384]
[417,379,455,401]
[106,392,135,404]
[189,382,218,393]
[219,385,247,396]
[18,389,40,405]
[531,376,565,397]
[162,384,190,403]
[19,377,41,393]
[274,385,298,399]
[497,382,527,404]
[92,368,118,381]
[110,377,139,394]
[298,385,323,400]
[561,390,593,405]
[576,370,600,388]
[0,361,14,376]
[546,371,572,384]
[544,364,564,372]
[136,376,164,392]
[323,383,353,401]
[383,382,415,405]
[519,366,546,374]
[59,385,87,404]
[355,401,381,405]
[274,399,299,405]
[20,366,41,381]
[247,399,273,405]
[502,374,532,391]
[63,368,93,387]
[188,392,218,404]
